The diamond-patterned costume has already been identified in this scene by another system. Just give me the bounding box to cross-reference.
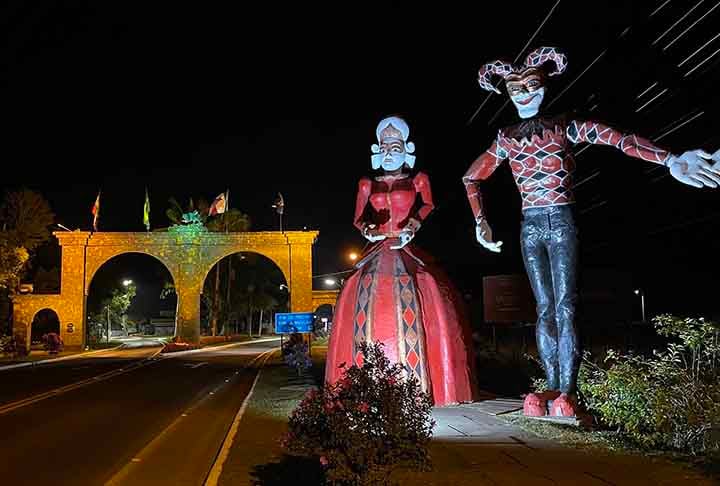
[463,117,670,216]
[326,172,477,406]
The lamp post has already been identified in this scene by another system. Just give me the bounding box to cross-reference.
[634,289,645,322]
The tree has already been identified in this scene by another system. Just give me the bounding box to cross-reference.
[0,188,55,252]
[206,209,250,232]
[0,238,29,291]
[0,189,54,296]
[88,283,137,341]
[206,208,251,336]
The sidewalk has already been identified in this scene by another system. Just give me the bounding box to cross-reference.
[216,347,716,485]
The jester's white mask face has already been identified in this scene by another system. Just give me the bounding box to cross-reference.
[506,69,546,119]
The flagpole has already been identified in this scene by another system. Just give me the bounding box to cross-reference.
[224,188,231,336]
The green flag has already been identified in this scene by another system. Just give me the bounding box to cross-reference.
[143,188,150,231]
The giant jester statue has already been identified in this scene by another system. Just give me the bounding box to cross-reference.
[326,116,477,406]
[462,47,720,418]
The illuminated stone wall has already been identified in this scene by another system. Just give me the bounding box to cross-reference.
[312,290,340,310]
[13,230,318,348]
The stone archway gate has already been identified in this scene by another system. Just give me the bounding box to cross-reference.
[12,230,318,350]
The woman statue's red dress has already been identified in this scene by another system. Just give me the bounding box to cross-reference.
[325,116,477,406]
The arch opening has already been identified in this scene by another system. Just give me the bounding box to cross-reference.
[30,308,60,347]
[86,252,176,345]
[202,251,289,337]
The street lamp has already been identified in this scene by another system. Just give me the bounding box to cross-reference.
[279,284,288,291]
[122,279,133,287]
[324,278,337,287]
[634,289,645,322]
[348,252,359,262]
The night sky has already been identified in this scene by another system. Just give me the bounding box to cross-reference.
[4,2,720,319]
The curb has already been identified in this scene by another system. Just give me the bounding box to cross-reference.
[0,344,126,372]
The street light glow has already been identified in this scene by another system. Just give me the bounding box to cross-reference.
[348,252,359,262]
[122,279,133,287]
[634,289,640,295]
[324,278,337,286]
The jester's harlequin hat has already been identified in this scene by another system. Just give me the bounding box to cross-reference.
[477,47,568,94]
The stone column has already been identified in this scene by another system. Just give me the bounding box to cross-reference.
[175,283,201,343]
[286,232,317,313]
[57,232,90,350]
[173,240,203,343]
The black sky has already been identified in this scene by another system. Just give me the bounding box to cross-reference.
[4,2,720,318]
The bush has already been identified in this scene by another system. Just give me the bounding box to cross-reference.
[536,315,720,455]
[282,341,434,485]
[282,334,312,375]
[0,335,17,357]
[42,332,63,354]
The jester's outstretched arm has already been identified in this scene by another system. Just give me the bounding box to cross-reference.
[462,137,508,253]
[567,120,720,187]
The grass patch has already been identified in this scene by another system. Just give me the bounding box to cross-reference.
[251,358,319,419]
[501,412,720,481]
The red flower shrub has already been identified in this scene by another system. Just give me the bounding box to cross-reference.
[282,342,434,485]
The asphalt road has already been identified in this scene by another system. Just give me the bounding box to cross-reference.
[0,338,280,486]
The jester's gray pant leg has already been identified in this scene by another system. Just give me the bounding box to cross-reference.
[520,205,579,394]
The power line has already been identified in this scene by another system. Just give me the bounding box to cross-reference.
[650,0,673,17]
[635,88,669,112]
[652,0,705,46]
[684,46,720,76]
[677,31,720,67]
[546,48,608,108]
[663,2,720,51]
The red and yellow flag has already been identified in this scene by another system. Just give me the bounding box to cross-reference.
[91,191,100,231]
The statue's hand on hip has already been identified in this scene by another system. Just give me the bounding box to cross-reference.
[667,149,720,188]
[362,224,386,242]
[390,230,414,250]
[476,218,503,253]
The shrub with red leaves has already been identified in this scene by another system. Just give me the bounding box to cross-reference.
[282,342,434,485]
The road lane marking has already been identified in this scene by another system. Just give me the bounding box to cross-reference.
[104,359,265,485]
[0,348,163,416]
[203,348,277,486]
[0,343,272,417]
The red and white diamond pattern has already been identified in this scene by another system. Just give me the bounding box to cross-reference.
[501,133,575,209]
[567,120,669,164]
[352,261,377,367]
[395,258,427,391]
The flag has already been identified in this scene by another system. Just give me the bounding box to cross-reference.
[91,191,101,232]
[272,192,284,215]
[143,188,150,231]
[208,191,227,216]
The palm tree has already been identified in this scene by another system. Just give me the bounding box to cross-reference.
[205,208,250,336]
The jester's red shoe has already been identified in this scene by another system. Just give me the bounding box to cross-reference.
[523,390,561,416]
[549,393,579,417]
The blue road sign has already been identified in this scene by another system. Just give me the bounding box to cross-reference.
[275,312,314,334]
